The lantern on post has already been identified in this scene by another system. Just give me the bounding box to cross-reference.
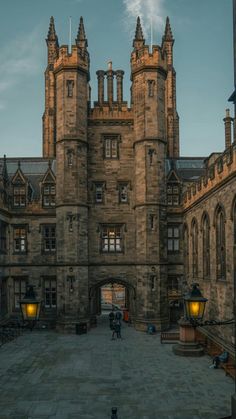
[19,285,41,330]
[184,283,208,326]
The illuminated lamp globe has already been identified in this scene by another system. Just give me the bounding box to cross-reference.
[184,283,208,323]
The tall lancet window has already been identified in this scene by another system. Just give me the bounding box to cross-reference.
[183,224,189,277]
[202,213,210,279]
[216,206,226,280]
[191,219,198,278]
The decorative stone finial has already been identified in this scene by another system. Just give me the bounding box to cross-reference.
[76,16,88,48]
[133,16,145,48]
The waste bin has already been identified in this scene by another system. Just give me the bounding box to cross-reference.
[76,322,87,335]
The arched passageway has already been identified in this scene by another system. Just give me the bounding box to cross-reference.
[89,278,136,325]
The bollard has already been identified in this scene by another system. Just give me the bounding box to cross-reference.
[111,407,118,418]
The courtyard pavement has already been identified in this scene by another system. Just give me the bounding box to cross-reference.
[0,315,234,419]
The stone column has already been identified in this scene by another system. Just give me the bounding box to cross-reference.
[96,70,105,106]
[116,70,124,108]
[224,108,233,149]
[107,61,114,108]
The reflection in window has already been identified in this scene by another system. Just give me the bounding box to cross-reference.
[13,186,26,207]
[44,278,57,308]
[104,136,119,159]
[43,185,55,207]
[167,226,180,252]
[13,226,27,253]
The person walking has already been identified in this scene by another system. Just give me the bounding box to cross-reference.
[115,310,122,325]
[109,310,115,330]
[111,320,122,340]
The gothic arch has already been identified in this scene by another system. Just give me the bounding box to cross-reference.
[213,203,226,227]
[191,217,198,278]
[89,277,136,300]
[214,203,226,280]
[200,211,210,232]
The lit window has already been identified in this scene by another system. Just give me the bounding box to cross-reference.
[168,226,180,252]
[13,226,27,253]
[101,225,122,253]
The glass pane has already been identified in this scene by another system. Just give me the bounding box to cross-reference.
[174,228,179,237]
[168,228,173,238]
[174,239,179,251]
[168,239,173,251]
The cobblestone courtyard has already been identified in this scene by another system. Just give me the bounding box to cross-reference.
[0,316,234,419]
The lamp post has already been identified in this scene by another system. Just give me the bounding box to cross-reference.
[19,285,41,331]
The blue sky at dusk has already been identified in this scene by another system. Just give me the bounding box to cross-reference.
[0,0,233,157]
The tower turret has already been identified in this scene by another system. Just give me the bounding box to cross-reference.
[131,17,169,331]
[162,17,179,158]
[43,17,59,158]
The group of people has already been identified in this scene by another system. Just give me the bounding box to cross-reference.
[109,310,122,340]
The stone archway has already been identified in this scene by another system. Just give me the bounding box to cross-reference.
[89,278,136,325]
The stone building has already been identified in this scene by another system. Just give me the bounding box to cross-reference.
[0,16,235,344]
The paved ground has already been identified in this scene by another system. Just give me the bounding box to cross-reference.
[0,315,234,419]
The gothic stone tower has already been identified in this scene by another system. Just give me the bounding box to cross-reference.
[42,16,178,331]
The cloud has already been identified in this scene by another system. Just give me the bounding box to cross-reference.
[0,25,44,109]
[123,0,165,42]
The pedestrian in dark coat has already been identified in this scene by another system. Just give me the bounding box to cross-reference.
[109,310,115,330]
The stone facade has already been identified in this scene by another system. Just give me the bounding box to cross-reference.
[0,16,235,345]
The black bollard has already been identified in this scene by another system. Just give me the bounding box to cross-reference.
[111,407,118,418]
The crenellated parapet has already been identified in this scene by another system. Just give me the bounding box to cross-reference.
[53,44,89,76]
[131,45,168,79]
[183,142,236,209]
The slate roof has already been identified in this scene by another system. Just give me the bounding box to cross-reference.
[0,157,56,200]
[166,157,206,182]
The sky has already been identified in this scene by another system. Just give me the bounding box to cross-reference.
[0,0,233,157]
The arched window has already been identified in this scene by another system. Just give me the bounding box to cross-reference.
[183,224,189,276]
[191,219,198,278]
[215,206,226,280]
[202,213,210,278]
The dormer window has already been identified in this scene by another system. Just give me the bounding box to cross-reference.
[13,186,26,207]
[43,184,56,208]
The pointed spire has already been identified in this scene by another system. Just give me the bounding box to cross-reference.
[133,16,145,48]
[47,16,59,46]
[163,16,173,42]
[76,17,88,48]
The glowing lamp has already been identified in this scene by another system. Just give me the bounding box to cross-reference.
[19,285,41,329]
[184,283,208,322]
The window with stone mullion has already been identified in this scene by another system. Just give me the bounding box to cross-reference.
[44,278,57,308]
[43,184,55,207]
[14,227,27,253]
[102,226,122,253]
[42,225,56,252]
